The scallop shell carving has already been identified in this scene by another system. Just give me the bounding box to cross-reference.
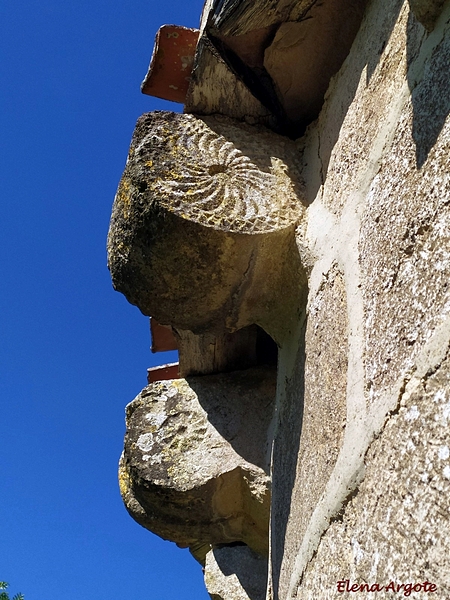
[133,113,303,234]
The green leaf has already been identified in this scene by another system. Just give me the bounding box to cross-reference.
[13,594,24,600]
[0,583,8,590]
[0,592,9,600]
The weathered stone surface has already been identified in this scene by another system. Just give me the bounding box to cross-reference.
[297,342,450,599]
[109,0,450,598]
[185,36,272,125]
[185,0,272,125]
[408,0,446,30]
[360,27,450,407]
[280,1,450,596]
[302,0,412,216]
[175,325,277,377]
[272,266,348,598]
[206,0,315,35]
[264,0,367,127]
[119,368,275,558]
[107,111,306,341]
[204,545,267,600]
[189,0,366,135]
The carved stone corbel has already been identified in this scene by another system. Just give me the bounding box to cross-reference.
[119,369,276,562]
[107,111,306,346]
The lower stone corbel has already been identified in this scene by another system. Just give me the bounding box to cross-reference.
[119,368,276,564]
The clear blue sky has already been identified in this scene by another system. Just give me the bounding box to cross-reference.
[0,0,210,597]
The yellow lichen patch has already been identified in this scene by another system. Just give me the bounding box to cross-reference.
[118,460,132,498]
[114,240,130,256]
[115,178,131,219]
[171,379,190,396]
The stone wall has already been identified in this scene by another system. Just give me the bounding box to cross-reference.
[274,0,450,597]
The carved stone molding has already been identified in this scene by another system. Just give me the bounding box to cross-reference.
[108,107,308,595]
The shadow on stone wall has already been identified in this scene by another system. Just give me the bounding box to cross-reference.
[205,543,268,600]
[306,0,403,201]
[313,0,450,178]
[407,10,450,168]
[187,363,277,474]
[270,322,307,600]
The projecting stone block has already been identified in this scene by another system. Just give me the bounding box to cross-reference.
[119,367,275,560]
[107,111,305,342]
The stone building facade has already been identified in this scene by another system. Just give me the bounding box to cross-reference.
[108,0,450,597]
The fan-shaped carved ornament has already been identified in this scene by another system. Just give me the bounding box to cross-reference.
[125,111,303,233]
